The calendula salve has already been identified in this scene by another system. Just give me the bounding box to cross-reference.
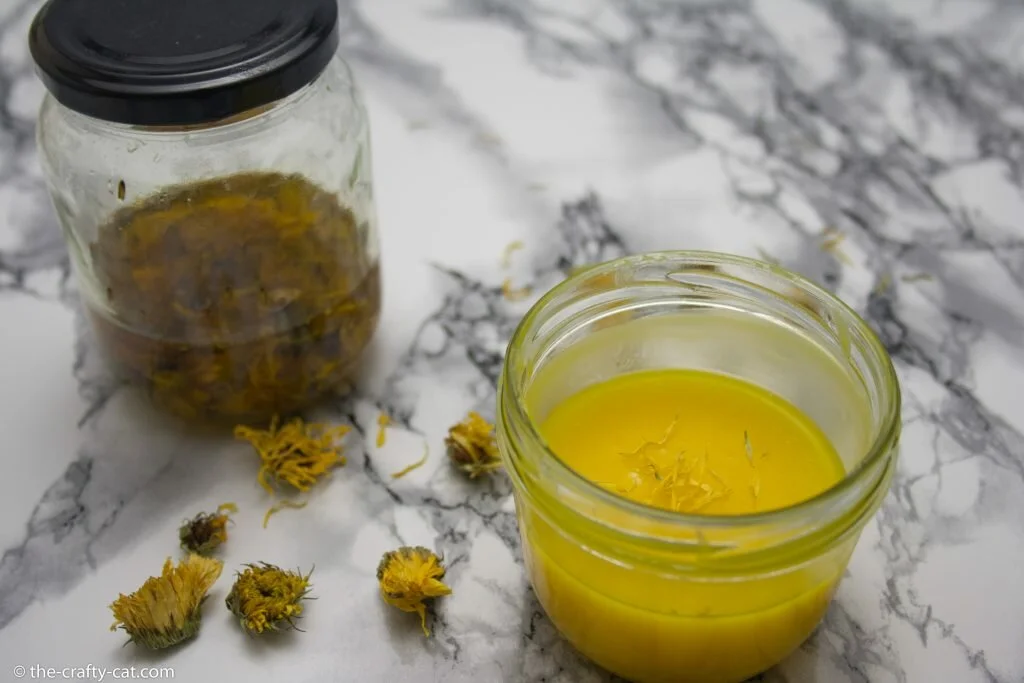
[497,252,900,683]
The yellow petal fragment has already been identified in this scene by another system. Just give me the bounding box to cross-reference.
[391,444,430,479]
[262,500,309,529]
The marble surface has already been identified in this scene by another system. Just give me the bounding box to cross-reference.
[1,0,1023,681]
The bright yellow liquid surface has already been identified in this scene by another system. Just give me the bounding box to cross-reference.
[523,369,849,683]
[542,370,844,515]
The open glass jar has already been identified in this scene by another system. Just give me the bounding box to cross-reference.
[30,0,379,421]
[497,252,900,683]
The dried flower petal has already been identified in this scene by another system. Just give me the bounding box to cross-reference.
[261,500,308,529]
[377,546,452,636]
[501,277,532,301]
[376,413,392,448]
[446,412,501,479]
[391,444,429,479]
[88,172,380,422]
[179,502,237,555]
[235,416,349,494]
[110,555,223,649]
[501,240,524,268]
[226,563,313,635]
[819,227,853,265]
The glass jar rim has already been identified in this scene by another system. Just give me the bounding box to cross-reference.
[500,250,901,534]
[45,77,320,141]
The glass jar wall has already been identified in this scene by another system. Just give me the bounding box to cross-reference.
[497,252,900,683]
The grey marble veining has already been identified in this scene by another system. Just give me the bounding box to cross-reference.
[0,0,1022,681]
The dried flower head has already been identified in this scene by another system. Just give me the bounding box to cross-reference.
[446,412,501,479]
[235,416,350,494]
[226,563,313,635]
[179,502,237,555]
[376,546,452,636]
[110,555,223,649]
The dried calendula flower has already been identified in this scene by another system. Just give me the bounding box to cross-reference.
[377,546,452,636]
[179,502,237,555]
[110,555,223,650]
[446,411,501,479]
[226,563,314,635]
[235,416,350,494]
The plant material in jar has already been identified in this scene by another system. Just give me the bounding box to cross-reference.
[109,555,223,649]
[446,412,501,479]
[179,502,237,555]
[88,172,381,422]
[226,563,314,635]
[606,419,769,514]
[376,546,452,636]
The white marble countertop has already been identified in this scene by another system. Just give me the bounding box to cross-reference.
[2,0,1023,681]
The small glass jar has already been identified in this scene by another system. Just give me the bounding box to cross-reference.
[30,0,379,421]
[497,252,900,683]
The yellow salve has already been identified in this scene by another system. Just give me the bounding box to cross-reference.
[524,369,849,683]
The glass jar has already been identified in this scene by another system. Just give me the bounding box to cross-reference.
[497,252,900,683]
[29,0,379,422]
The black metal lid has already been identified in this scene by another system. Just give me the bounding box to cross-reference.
[29,0,339,126]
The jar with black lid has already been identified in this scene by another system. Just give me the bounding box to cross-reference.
[29,0,380,422]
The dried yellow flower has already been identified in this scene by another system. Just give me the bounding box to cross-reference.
[226,563,313,635]
[109,555,223,649]
[235,416,350,494]
[446,411,501,479]
[179,502,237,555]
[377,546,452,636]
